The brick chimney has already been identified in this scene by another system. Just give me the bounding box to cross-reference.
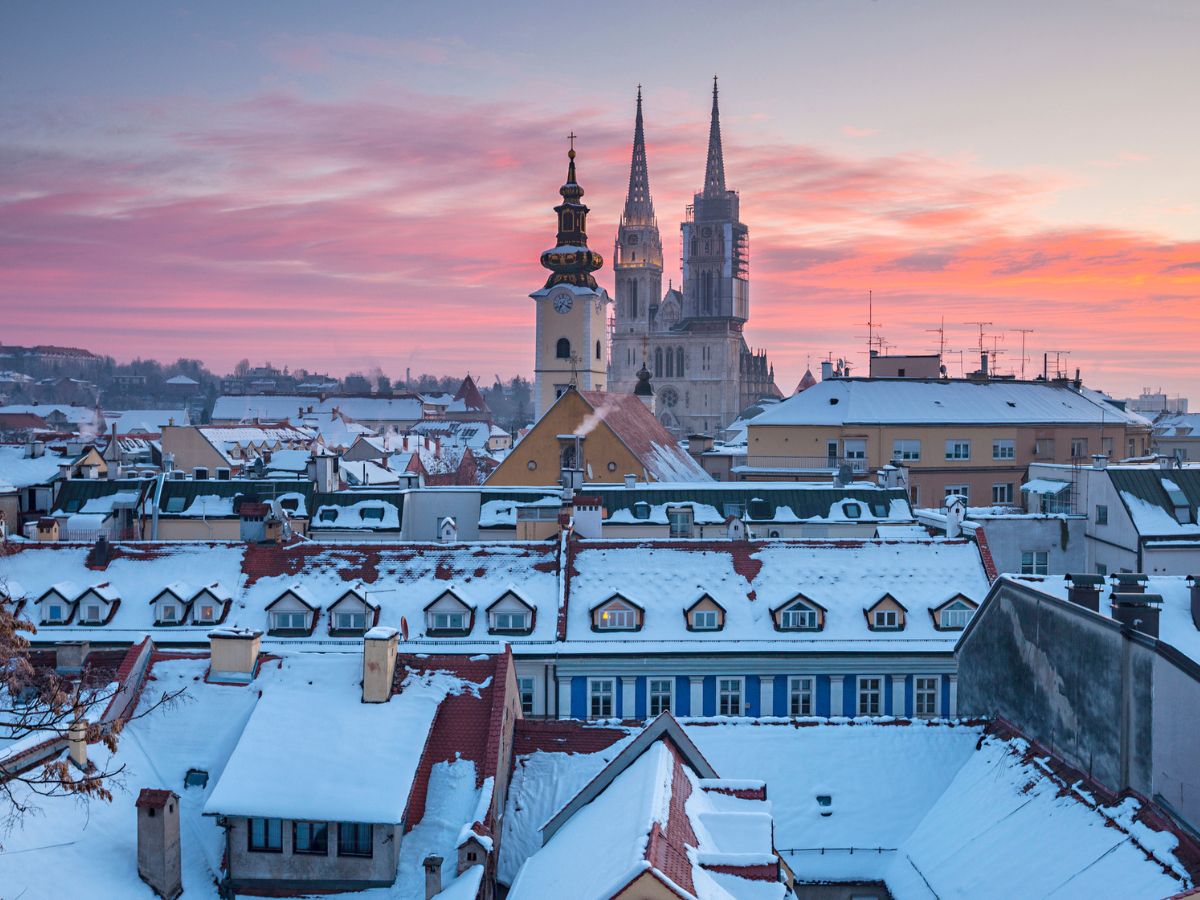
[423,854,444,900]
[136,789,182,900]
[1111,573,1148,595]
[207,627,262,683]
[1063,574,1103,612]
[362,626,399,703]
[1111,593,1162,638]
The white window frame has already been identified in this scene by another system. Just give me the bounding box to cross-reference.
[492,611,528,631]
[47,604,63,622]
[691,609,719,630]
[667,506,694,538]
[597,603,636,630]
[1021,550,1049,576]
[873,609,899,629]
[271,610,307,630]
[718,677,744,717]
[588,677,615,719]
[992,439,1016,460]
[1070,437,1088,458]
[84,604,101,623]
[789,676,815,717]
[335,611,367,631]
[517,676,535,716]
[992,482,1014,504]
[941,603,971,629]
[160,604,178,622]
[648,678,673,716]
[857,677,883,716]
[430,611,467,631]
[780,605,818,630]
[915,676,939,717]
[197,603,216,623]
[945,439,971,461]
[891,439,921,462]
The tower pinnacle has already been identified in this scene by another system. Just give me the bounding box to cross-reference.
[541,140,602,289]
[703,75,726,197]
[623,86,655,225]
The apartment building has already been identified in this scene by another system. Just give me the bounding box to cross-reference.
[745,377,1151,506]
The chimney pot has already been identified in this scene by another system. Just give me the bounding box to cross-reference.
[207,628,262,683]
[68,719,88,769]
[363,626,400,702]
[423,854,444,900]
[1110,593,1162,638]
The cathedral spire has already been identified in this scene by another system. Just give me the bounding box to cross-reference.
[540,137,603,290]
[623,85,655,225]
[703,75,726,197]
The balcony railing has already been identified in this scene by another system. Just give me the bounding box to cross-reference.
[742,455,870,473]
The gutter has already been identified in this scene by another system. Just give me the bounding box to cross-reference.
[150,472,165,540]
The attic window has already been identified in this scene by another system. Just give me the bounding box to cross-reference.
[828,398,839,405]
[319,508,339,522]
[165,496,186,513]
[184,768,209,789]
[816,794,833,816]
[279,498,300,512]
[1006,401,1016,407]
[360,506,385,521]
[633,501,651,520]
[691,609,719,630]
[843,502,862,518]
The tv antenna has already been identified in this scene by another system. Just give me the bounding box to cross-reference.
[964,321,992,359]
[924,316,947,360]
[1012,328,1034,380]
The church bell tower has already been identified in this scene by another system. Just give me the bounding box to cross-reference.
[530,139,610,421]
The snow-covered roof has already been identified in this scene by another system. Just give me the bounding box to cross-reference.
[204,654,479,823]
[1109,467,1200,537]
[104,408,189,434]
[502,720,1193,898]
[211,395,424,424]
[0,444,67,488]
[565,539,990,652]
[751,378,1151,427]
[0,404,101,426]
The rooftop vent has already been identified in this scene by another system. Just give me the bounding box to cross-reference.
[1110,592,1162,638]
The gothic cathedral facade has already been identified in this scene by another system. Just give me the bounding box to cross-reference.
[608,81,780,436]
[530,144,610,421]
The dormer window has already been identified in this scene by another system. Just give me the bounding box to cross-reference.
[941,604,970,629]
[591,595,643,632]
[161,605,178,622]
[692,609,719,630]
[334,611,367,631]
[196,603,216,623]
[271,611,307,630]
[874,610,898,629]
[486,589,535,635]
[865,594,908,631]
[774,594,826,632]
[492,611,527,631]
[47,604,63,622]
[83,604,101,623]
[425,590,473,635]
[431,611,467,631]
[931,595,977,631]
[667,506,693,538]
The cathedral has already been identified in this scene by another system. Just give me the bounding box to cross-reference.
[607,79,781,436]
[530,80,780,434]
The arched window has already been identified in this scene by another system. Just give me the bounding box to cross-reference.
[676,347,684,377]
[595,340,601,361]
[654,347,663,378]
[556,338,571,359]
[666,348,674,378]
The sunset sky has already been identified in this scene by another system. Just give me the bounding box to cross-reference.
[2,0,1198,398]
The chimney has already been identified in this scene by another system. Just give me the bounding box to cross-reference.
[207,628,262,683]
[1188,575,1200,629]
[56,640,90,673]
[1110,593,1162,638]
[27,439,45,459]
[1111,573,1147,595]
[362,626,400,703]
[624,474,637,490]
[820,360,833,381]
[980,352,989,377]
[68,718,88,769]
[1091,453,1108,470]
[423,855,444,900]
[687,434,714,457]
[1064,573,1103,612]
[136,789,182,900]
[193,466,208,481]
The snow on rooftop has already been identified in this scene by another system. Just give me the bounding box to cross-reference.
[204,654,480,823]
[0,444,67,488]
[751,378,1149,428]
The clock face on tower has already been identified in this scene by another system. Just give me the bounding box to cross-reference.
[552,289,574,314]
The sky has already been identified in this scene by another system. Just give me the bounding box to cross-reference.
[1,0,1198,399]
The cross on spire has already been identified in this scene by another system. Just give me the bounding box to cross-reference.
[567,131,577,152]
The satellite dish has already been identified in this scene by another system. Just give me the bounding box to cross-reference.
[400,616,409,642]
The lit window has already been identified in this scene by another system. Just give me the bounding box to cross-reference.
[293,821,328,855]
[649,678,672,716]
[857,677,882,716]
[692,609,719,630]
[718,678,743,716]
[915,677,939,717]
[1021,551,1049,576]
[248,817,282,852]
[873,609,899,629]
[597,603,636,630]
[992,439,1015,460]
[198,604,215,622]
[589,678,615,719]
[789,676,814,717]
[945,440,971,461]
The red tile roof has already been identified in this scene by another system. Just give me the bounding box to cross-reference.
[135,788,176,810]
[577,390,707,482]
[512,719,629,758]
